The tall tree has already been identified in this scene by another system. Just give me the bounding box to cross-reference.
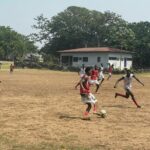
[0,26,37,60]
[102,11,135,50]
[129,22,150,68]
[32,7,133,55]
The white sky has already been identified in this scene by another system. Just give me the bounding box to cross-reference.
[0,0,150,36]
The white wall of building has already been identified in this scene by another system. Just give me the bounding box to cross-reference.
[73,53,108,68]
[108,53,132,70]
[60,52,132,70]
[61,53,109,68]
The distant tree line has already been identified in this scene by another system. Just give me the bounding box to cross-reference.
[31,6,150,68]
[0,26,37,62]
[0,6,150,69]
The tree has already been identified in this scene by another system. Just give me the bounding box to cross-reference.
[129,22,150,68]
[32,7,134,55]
[101,11,135,50]
[0,26,37,61]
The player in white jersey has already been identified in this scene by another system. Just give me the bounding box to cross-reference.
[114,69,144,108]
[98,64,105,87]
[75,64,86,89]
[79,65,85,78]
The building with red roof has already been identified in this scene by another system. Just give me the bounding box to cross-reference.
[58,47,133,70]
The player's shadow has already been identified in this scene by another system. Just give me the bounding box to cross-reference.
[103,105,133,109]
[58,113,91,121]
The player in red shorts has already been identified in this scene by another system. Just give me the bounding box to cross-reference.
[80,67,98,119]
[89,65,100,93]
[114,69,144,108]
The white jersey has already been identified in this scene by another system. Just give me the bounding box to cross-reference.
[123,74,134,90]
[79,67,85,78]
[99,66,104,80]
[100,66,104,74]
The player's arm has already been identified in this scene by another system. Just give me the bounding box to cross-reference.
[114,77,124,88]
[79,78,84,89]
[133,75,144,86]
[80,77,88,90]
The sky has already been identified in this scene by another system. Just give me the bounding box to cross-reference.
[0,0,150,36]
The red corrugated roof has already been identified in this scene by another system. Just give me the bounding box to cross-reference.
[58,47,132,53]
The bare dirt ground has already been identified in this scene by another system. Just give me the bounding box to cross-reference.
[0,69,149,150]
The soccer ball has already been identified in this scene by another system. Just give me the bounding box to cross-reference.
[100,109,107,118]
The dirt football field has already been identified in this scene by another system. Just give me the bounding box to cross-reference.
[0,69,149,150]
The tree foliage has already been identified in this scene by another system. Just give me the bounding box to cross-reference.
[32,7,134,52]
[32,6,150,68]
[0,26,37,61]
[129,22,150,68]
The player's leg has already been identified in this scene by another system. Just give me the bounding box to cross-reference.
[99,78,104,86]
[126,89,141,108]
[75,82,80,89]
[95,84,100,93]
[86,103,92,112]
[115,92,128,98]
[93,102,98,113]
[107,73,111,80]
[83,103,92,119]
[95,80,100,93]
[89,93,98,113]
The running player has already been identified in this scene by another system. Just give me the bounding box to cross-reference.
[114,69,144,108]
[80,67,98,119]
[107,64,114,80]
[90,65,100,93]
[98,64,105,87]
[75,64,86,89]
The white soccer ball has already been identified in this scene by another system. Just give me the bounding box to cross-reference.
[100,109,107,118]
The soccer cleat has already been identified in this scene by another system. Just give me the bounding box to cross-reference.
[82,111,91,120]
[137,105,141,108]
[115,93,118,98]
[93,110,97,114]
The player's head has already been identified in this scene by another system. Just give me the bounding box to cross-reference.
[82,64,85,68]
[85,67,91,76]
[125,68,131,77]
[94,65,98,70]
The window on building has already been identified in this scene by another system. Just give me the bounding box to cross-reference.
[97,57,101,62]
[73,57,78,62]
[83,57,88,62]
[62,56,69,64]
[109,57,118,60]
[127,58,132,61]
[78,57,82,61]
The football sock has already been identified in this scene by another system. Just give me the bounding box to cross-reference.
[93,104,97,112]
[132,99,140,107]
[84,111,89,116]
[116,93,127,98]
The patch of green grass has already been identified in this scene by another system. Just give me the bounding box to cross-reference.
[0,61,13,69]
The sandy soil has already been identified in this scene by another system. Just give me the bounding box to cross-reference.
[0,69,149,150]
